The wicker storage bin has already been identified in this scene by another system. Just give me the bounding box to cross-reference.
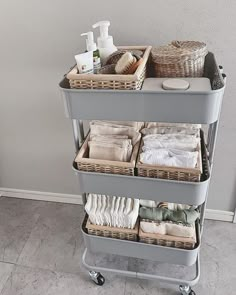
[136,134,203,182]
[139,220,197,249]
[86,216,139,241]
[151,41,208,78]
[67,46,152,90]
[75,133,140,176]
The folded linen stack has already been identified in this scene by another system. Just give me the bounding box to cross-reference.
[88,121,143,162]
[139,200,199,239]
[85,194,139,229]
[140,123,200,169]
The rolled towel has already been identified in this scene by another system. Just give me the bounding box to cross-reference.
[139,207,200,224]
[140,221,195,238]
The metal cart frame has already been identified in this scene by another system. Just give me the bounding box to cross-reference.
[59,52,225,295]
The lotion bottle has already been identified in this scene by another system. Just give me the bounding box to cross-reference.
[81,31,101,73]
[92,21,117,64]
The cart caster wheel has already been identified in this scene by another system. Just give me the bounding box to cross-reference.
[179,285,196,295]
[89,271,105,286]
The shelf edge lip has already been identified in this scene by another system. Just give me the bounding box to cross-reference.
[59,82,225,95]
[81,226,200,253]
[72,163,210,186]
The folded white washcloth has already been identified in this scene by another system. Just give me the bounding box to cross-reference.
[145,122,201,129]
[114,196,121,227]
[129,199,140,228]
[89,141,133,162]
[95,194,102,225]
[140,148,198,168]
[90,122,141,146]
[167,203,192,210]
[143,134,200,152]
[110,196,116,227]
[91,120,144,131]
[85,194,139,229]
[140,199,158,208]
[104,196,113,226]
[90,194,98,225]
[141,126,200,137]
[140,221,195,238]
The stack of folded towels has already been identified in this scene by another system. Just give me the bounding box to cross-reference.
[140,122,201,169]
[88,121,143,162]
[139,199,199,239]
[85,194,140,229]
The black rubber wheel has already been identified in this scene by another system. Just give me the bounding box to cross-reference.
[95,274,105,286]
[189,291,196,295]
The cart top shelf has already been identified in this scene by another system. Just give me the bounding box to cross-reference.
[59,53,225,124]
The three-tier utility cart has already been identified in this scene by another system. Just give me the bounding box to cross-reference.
[59,52,225,295]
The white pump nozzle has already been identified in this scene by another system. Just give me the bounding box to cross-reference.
[81,31,97,52]
[92,20,116,50]
[93,21,110,39]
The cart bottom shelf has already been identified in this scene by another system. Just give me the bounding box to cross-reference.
[82,218,200,267]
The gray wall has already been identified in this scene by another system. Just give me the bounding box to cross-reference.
[0,0,235,211]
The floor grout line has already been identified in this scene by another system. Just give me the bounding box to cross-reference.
[14,213,42,266]
[0,263,16,295]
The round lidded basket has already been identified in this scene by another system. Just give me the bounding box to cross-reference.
[151,41,208,78]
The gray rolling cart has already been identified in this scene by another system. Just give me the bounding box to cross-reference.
[59,52,225,295]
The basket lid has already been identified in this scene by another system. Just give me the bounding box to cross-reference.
[152,41,208,64]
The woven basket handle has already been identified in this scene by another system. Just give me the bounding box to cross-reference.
[171,40,182,48]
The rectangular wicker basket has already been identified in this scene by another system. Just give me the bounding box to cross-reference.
[139,221,197,249]
[67,46,152,90]
[75,133,140,176]
[136,136,202,182]
[86,216,139,241]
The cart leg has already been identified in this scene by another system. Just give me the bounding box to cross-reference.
[179,284,196,295]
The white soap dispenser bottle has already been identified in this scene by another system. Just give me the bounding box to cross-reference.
[92,21,117,64]
[81,31,101,73]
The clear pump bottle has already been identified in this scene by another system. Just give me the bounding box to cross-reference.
[92,21,117,64]
[81,31,101,73]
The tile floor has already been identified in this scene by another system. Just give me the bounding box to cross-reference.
[0,196,235,295]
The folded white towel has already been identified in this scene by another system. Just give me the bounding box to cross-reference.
[141,127,200,137]
[129,199,140,228]
[143,134,200,152]
[145,122,201,129]
[90,122,141,146]
[85,194,139,229]
[89,141,133,162]
[140,148,198,168]
[167,203,192,210]
[90,194,98,225]
[91,120,144,131]
[140,221,195,238]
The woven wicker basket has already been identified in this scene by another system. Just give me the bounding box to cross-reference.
[75,133,140,176]
[151,41,208,78]
[139,220,197,249]
[67,46,152,90]
[86,216,139,241]
[136,134,203,182]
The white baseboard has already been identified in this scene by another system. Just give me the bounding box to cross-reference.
[0,188,82,205]
[0,188,235,222]
[205,209,234,222]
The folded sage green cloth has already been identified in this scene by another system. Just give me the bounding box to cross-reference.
[139,207,200,224]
